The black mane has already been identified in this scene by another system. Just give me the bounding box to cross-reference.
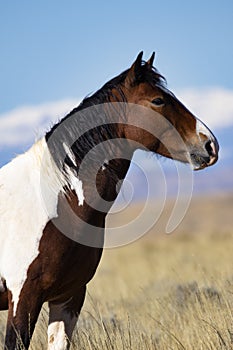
[45,62,167,176]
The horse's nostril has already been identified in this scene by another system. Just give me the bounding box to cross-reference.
[205,140,214,156]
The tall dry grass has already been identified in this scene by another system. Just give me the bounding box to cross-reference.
[0,194,233,349]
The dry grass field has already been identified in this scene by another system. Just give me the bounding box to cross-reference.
[0,194,233,349]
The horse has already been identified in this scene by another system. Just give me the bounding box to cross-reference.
[0,52,219,349]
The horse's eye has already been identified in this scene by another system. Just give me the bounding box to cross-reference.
[152,97,164,106]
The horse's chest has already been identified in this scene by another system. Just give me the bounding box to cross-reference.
[58,246,103,289]
[35,228,103,300]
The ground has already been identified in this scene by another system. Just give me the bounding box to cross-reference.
[0,194,232,349]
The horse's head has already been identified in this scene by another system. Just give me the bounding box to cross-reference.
[120,52,219,170]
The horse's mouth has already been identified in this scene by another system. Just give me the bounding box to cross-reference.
[190,153,212,170]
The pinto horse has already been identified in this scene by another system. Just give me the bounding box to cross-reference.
[0,52,218,349]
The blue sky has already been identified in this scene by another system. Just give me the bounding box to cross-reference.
[0,1,232,196]
[1,0,233,114]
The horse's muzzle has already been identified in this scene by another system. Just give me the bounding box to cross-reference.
[191,137,219,170]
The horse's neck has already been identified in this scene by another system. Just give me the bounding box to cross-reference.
[80,150,132,212]
[46,107,134,213]
[97,157,131,201]
[57,151,132,247]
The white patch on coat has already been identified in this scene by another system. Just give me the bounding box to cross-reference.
[101,159,109,171]
[65,166,84,206]
[0,138,67,316]
[48,321,67,350]
[62,142,77,167]
[48,299,78,350]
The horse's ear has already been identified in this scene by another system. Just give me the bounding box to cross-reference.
[125,51,143,87]
[147,52,155,67]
